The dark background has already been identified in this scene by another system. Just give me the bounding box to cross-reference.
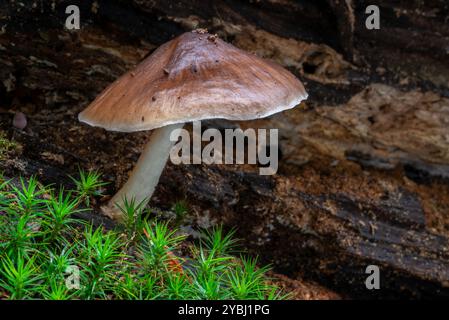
[1,0,449,299]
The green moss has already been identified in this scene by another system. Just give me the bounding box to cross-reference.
[0,131,18,160]
[0,173,286,300]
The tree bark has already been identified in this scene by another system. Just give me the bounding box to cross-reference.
[1,0,449,299]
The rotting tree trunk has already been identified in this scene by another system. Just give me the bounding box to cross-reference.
[1,0,449,299]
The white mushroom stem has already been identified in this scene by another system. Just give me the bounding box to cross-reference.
[102,123,184,220]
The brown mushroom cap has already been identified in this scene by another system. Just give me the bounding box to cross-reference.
[79,30,308,132]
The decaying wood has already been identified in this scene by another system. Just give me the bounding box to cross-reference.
[161,164,449,298]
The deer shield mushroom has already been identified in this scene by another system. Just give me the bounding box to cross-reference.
[78,29,308,221]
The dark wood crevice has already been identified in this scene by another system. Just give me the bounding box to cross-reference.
[1,0,449,299]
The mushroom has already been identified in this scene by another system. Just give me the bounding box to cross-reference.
[78,30,307,221]
[12,112,27,130]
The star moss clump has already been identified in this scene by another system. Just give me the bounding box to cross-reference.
[0,172,286,300]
